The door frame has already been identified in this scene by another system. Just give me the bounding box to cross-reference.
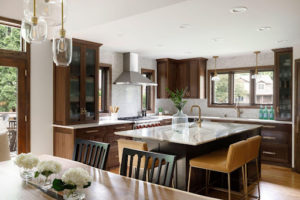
[0,54,31,153]
[0,16,31,153]
[295,59,300,172]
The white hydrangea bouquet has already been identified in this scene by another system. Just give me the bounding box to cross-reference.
[14,153,39,181]
[52,168,92,200]
[35,160,62,190]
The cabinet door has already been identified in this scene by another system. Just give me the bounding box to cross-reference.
[84,47,98,122]
[157,61,168,98]
[275,50,292,121]
[176,61,188,93]
[69,45,82,122]
[189,60,199,98]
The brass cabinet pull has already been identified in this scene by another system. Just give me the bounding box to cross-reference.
[263,136,276,140]
[262,151,276,155]
[85,130,99,133]
[276,106,280,113]
[263,125,276,129]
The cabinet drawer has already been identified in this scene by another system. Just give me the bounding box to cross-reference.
[110,124,133,132]
[261,124,291,144]
[76,127,107,142]
[261,143,289,164]
[106,145,119,169]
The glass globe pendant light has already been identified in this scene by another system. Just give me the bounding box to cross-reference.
[211,56,220,81]
[24,0,68,27]
[52,0,72,66]
[251,51,261,79]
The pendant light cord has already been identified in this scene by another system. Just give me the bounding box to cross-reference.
[61,0,64,30]
[33,0,36,17]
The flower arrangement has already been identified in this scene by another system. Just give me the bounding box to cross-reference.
[166,88,187,111]
[35,160,62,178]
[15,153,39,169]
[52,168,92,199]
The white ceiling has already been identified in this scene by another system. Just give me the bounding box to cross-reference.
[1,0,300,59]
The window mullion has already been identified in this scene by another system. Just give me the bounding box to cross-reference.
[229,72,234,105]
[250,70,255,105]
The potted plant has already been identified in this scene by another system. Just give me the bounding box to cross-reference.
[14,153,39,181]
[166,88,189,133]
[158,107,163,116]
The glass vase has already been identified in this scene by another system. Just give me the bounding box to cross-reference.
[63,189,86,200]
[172,110,189,133]
[40,175,53,191]
[19,167,34,182]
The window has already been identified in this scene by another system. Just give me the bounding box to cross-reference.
[99,64,112,113]
[208,66,274,107]
[0,19,26,52]
[213,73,229,104]
[141,69,155,113]
[255,71,273,104]
[234,72,250,104]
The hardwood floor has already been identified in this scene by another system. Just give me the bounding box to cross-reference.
[109,164,300,200]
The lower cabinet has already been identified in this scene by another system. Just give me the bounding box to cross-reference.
[209,119,292,167]
[54,123,133,170]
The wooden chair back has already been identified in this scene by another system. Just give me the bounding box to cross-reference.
[73,138,110,170]
[120,148,176,187]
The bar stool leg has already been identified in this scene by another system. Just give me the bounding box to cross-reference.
[256,158,261,199]
[245,164,248,199]
[187,166,192,192]
[205,170,209,195]
[242,165,248,199]
[227,172,231,200]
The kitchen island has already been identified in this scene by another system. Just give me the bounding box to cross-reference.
[115,121,262,192]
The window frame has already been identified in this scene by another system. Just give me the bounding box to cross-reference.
[141,68,156,113]
[208,65,274,108]
[99,63,112,115]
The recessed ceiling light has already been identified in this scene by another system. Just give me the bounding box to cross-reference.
[212,38,224,42]
[179,24,191,29]
[185,51,192,54]
[257,26,272,32]
[117,33,124,37]
[277,40,288,43]
[230,7,248,14]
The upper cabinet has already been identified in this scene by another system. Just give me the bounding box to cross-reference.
[54,39,102,125]
[156,58,207,99]
[273,47,293,121]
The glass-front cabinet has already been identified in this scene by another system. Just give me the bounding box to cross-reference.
[273,48,293,121]
[54,39,101,125]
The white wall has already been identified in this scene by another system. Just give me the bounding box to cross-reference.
[156,51,274,118]
[30,42,53,155]
[100,50,156,117]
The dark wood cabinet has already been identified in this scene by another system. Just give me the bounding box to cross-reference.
[156,59,177,98]
[53,123,133,170]
[209,118,292,167]
[156,58,207,99]
[273,48,293,121]
[54,39,102,125]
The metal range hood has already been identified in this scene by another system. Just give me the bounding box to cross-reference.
[114,53,157,86]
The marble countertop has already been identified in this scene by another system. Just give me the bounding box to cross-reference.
[114,121,261,146]
[52,120,133,129]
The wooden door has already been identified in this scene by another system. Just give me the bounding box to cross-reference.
[189,60,199,98]
[176,61,188,92]
[295,59,300,172]
[157,61,168,98]
[0,58,30,153]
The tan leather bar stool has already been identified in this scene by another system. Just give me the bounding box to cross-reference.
[187,140,248,200]
[245,135,262,199]
[0,132,11,162]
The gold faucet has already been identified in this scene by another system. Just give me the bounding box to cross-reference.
[191,105,202,128]
[235,104,243,118]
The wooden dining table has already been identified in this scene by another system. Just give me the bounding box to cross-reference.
[0,155,218,200]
